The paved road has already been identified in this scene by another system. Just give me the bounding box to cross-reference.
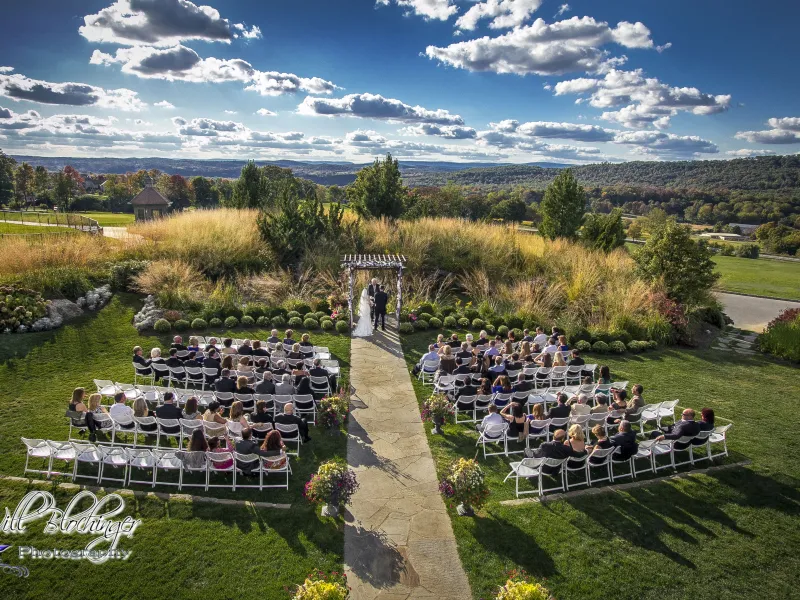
[716,292,800,332]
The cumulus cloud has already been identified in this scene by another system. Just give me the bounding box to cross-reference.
[613,130,718,154]
[172,116,245,136]
[456,0,543,31]
[0,71,145,111]
[735,117,800,144]
[553,68,731,129]
[726,149,776,157]
[399,123,477,139]
[375,0,457,21]
[426,16,656,76]
[492,119,616,142]
[154,100,175,108]
[256,108,277,116]
[79,0,261,46]
[298,92,464,125]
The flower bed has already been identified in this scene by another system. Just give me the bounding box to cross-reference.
[292,571,349,600]
[319,391,350,430]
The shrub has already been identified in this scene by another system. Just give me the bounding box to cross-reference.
[256,316,269,326]
[224,316,239,328]
[485,323,496,335]
[575,339,592,352]
[429,317,443,328]
[303,317,320,330]
[458,317,470,329]
[416,303,434,316]
[628,340,646,353]
[419,312,434,321]
[292,573,349,600]
[314,311,328,321]
[304,460,359,507]
[271,315,286,327]
[568,327,592,343]
[209,317,222,328]
[313,298,330,313]
[288,316,303,328]
[163,310,182,323]
[609,329,632,344]
[511,328,524,340]
[438,458,490,510]
[154,318,171,333]
[335,319,349,334]
[591,340,609,354]
[303,312,316,321]
[242,303,267,320]
[443,315,457,328]
[492,315,505,328]
[497,325,509,337]
[133,259,208,312]
[471,318,485,330]
[191,318,207,330]
[287,311,301,320]
[504,315,524,330]
[440,306,456,317]
[589,327,612,344]
[647,340,658,350]
[241,315,255,327]
[414,319,429,331]
[758,308,800,362]
[463,308,479,321]
[734,243,760,259]
[398,322,414,334]
[268,306,288,319]
[284,300,312,316]
[174,319,190,332]
[0,286,49,332]
[109,260,148,292]
[495,576,550,600]
[321,319,335,330]
[609,340,627,354]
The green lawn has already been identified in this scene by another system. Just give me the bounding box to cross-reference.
[76,211,136,226]
[0,222,79,235]
[713,255,800,300]
[0,295,350,598]
[401,330,800,600]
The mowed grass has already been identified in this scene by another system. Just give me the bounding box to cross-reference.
[0,294,350,599]
[0,222,80,235]
[401,330,800,600]
[713,255,800,300]
[76,211,136,226]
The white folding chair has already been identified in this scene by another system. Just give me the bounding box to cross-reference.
[586,447,614,486]
[133,416,158,446]
[418,360,439,385]
[22,437,51,477]
[98,446,129,485]
[116,383,141,401]
[206,451,236,490]
[262,455,291,490]
[156,418,181,447]
[525,419,550,449]
[709,424,732,459]
[177,451,208,490]
[476,422,509,458]
[610,447,635,481]
[564,453,590,491]
[657,400,680,428]
[309,376,331,398]
[71,441,101,482]
[434,375,456,395]
[179,419,204,448]
[133,362,155,386]
[127,448,157,487]
[454,395,476,423]
[293,394,316,424]
[632,439,656,478]
[152,448,182,488]
[111,415,136,446]
[94,379,118,403]
[275,423,301,456]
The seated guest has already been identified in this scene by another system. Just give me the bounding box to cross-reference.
[150,348,165,381]
[465,333,476,348]
[598,365,612,385]
[183,396,201,420]
[484,339,500,360]
[274,403,310,442]
[698,408,715,431]
[591,393,609,413]
[547,393,571,420]
[236,375,255,395]
[521,329,534,343]
[587,425,612,463]
[155,392,183,422]
[187,337,201,353]
[610,388,628,411]
[252,340,269,357]
[133,346,151,374]
[238,356,253,373]
[488,355,507,378]
[455,379,479,399]
[260,430,287,459]
[433,334,445,351]
[533,327,548,348]
[610,420,638,459]
[171,336,187,351]
[476,378,492,397]
[238,339,253,356]
[532,429,571,474]
[456,342,473,362]
[413,344,439,375]
[627,384,645,414]
[213,369,237,393]
[504,353,523,372]
[203,349,221,383]
[249,400,273,425]
[553,352,567,367]
[534,350,553,368]
[543,337,559,354]
[503,340,514,356]
[272,360,289,378]
[271,343,287,359]
[288,343,303,360]
[519,341,533,361]
[221,355,235,371]
[551,326,561,338]
[208,436,234,469]
[570,394,591,416]
[453,361,471,376]
[255,358,270,374]
[235,428,268,474]
[299,333,314,357]
[275,373,295,396]
[255,372,276,395]
[513,373,534,394]
[229,401,249,428]
[283,329,296,347]
[557,335,569,353]
[292,364,312,395]
[203,400,227,425]
[221,338,236,355]
[109,392,134,423]
[528,404,546,435]
[500,402,529,442]
[477,403,504,433]
[491,375,513,396]
[447,333,461,348]
[476,330,490,348]
[566,424,587,460]
[183,430,210,469]
[183,352,202,369]
[204,337,220,352]
[568,349,585,367]
[309,357,331,380]
[267,329,281,345]
[436,346,457,376]
[652,409,701,446]
[133,398,155,432]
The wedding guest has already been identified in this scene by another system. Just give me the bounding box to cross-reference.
[283,329,296,346]
[275,373,295,396]
[208,436,234,469]
[220,355,234,371]
[598,365,612,385]
[228,401,249,428]
[252,340,269,357]
[238,356,253,373]
[238,339,253,356]
[236,376,255,395]
[171,336,187,351]
[203,400,227,425]
[492,375,513,395]
[69,387,88,413]
[187,337,201,353]
[274,403,311,442]
[267,330,280,345]
[533,327,548,347]
[477,403,504,433]
[255,372,276,395]
[553,352,567,367]
[433,334,446,351]
[183,396,201,420]
[221,338,236,355]
[250,400,273,425]
[133,346,151,374]
[437,345,457,375]
[500,402,529,442]
[214,369,236,393]
[698,408,716,431]
[261,430,287,457]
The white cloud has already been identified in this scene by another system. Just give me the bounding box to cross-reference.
[613,130,718,154]
[0,71,145,111]
[553,3,569,18]
[375,0,457,21]
[726,149,776,157]
[256,108,277,116]
[456,0,543,31]
[767,117,800,132]
[79,0,261,46]
[655,42,672,53]
[297,92,464,125]
[736,116,800,144]
[399,123,477,139]
[154,100,175,108]
[0,67,14,74]
[223,110,237,115]
[498,120,617,142]
[426,16,656,76]
[246,71,338,96]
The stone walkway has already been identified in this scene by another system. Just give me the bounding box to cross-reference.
[711,328,758,355]
[344,322,471,600]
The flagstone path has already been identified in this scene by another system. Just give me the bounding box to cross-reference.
[711,328,759,355]
[344,322,470,600]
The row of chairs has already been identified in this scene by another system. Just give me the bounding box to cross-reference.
[22,438,290,491]
[503,425,732,497]
[424,364,599,389]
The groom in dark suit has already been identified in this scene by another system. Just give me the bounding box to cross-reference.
[367,278,378,321]
[373,285,389,331]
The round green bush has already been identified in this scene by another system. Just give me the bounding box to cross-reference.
[304,312,317,321]
[283,301,312,316]
[174,319,190,332]
[647,340,659,350]
[591,340,610,354]
[286,311,301,320]
[240,315,255,327]
[416,303,434,316]
[398,322,414,334]
[224,316,239,328]
[419,312,434,322]
[511,328,524,340]
[575,339,592,352]
[154,318,171,333]
[256,316,269,326]
[313,299,330,313]
[569,327,592,343]
[314,311,328,321]
[271,315,286,327]
[429,317,443,329]
[485,323,496,335]
[335,319,349,334]
[609,340,627,354]
[471,318,485,330]
[504,315,524,330]
[443,316,457,328]
[497,325,509,337]
[451,313,464,322]
[440,306,456,317]
[321,319,335,330]
[414,319,429,331]
[399,309,411,323]
[627,340,645,353]
[463,308,479,321]
[589,328,612,344]
[209,317,222,328]
[288,316,303,328]
[609,329,632,345]
[303,318,320,330]
[268,307,288,319]
[458,317,470,329]
[191,318,207,330]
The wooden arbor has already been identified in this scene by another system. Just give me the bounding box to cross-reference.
[341,254,407,330]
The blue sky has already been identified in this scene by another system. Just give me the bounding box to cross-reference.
[0,0,798,163]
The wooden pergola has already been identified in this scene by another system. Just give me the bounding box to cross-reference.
[341,254,407,330]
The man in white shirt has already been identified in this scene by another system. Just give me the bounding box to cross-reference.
[109,392,134,421]
[543,339,559,354]
[413,345,440,375]
[477,404,504,432]
[533,327,548,348]
[570,393,591,416]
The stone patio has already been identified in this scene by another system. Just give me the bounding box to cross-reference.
[344,323,470,600]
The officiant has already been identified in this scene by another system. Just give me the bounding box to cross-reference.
[367,278,379,321]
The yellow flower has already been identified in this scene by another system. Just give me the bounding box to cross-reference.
[293,578,349,600]
[495,579,550,600]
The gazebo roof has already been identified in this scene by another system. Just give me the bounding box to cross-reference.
[131,186,170,206]
[341,254,406,268]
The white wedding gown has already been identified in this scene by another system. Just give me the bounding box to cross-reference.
[352,288,374,337]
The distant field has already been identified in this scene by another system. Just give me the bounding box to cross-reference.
[0,222,78,235]
[75,211,136,226]
[714,255,800,300]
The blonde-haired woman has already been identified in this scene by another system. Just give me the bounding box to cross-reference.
[553,352,567,367]
[87,393,107,415]
[566,424,586,454]
[133,397,150,418]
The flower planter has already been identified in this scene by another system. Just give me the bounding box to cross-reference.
[432,416,445,435]
[321,503,339,518]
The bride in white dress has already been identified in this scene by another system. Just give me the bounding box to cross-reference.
[352,288,374,337]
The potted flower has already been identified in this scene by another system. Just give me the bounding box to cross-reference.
[304,460,359,518]
[420,393,454,435]
[319,390,350,433]
[439,458,489,517]
[495,570,552,600]
[292,570,349,600]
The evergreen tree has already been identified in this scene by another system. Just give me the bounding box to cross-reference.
[228,161,264,209]
[538,168,586,240]
[191,176,219,208]
[581,209,626,252]
[0,150,16,206]
[14,162,35,207]
[346,153,406,220]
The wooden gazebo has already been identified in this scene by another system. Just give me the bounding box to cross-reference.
[341,254,406,330]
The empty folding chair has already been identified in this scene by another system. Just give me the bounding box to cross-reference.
[565,366,583,385]
[476,422,509,458]
[151,363,170,384]
[563,453,590,491]
[586,448,615,486]
[534,368,552,389]
[22,437,51,477]
[671,435,699,468]
[525,394,545,415]
[184,367,204,389]
[71,441,101,482]
[116,383,142,401]
[65,410,88,441]
[578,383,597,396]
[657,400,680,428]
[639,402,663,434]
[505,369,521,380]
[179,419,204,448]
[293,394,316,424]
[275,423,301,456]
[473,394,493,421]
[614,381,629,390]
[631,439,656,478]
[504,457,567,497]
[138,386,162,408]
[133,416,158,447]
[167,366,186,388]
[610,447,635,481]
[522,366,539,381]
[583,364,598,381]
[156,418,181,447]
[651,439,677,472]
[709,424,732,459]
[434,375,456,396]
[152,449,182,488]
[561,385,581,397]
[111,415,136,446]
[98,446,129,485]
[127,448,157,487]
[504,457,544,497]
[206,451,236,490]
[550,366,568,387]
[203,367,219,386]
[227,421,244,440]
[94,379,118,403]
[548,417,570,438]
